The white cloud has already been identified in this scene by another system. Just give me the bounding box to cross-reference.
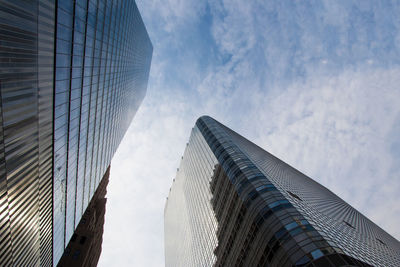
[248,68,400,238]
[98,88,194,267]
[99,66,400,267]
[136,0,207,33]
[196,58,400,239]
[99,1,400,266]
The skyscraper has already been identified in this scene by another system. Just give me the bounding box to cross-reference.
[164,116,400,267]
[0,0,152,266]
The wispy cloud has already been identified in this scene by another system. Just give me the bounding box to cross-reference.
[99,90,192,266]
[99,1,400,266]
[249,68,400,237]
[137,0,207,33]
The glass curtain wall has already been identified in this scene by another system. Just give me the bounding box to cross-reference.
[53,0,152,264]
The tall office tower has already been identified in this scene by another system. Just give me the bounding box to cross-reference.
[0,0,152,266]
[164,116,400,267]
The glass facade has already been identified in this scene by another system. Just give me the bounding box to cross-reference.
[52,0,152,265]
[0,0,152,266]
[0,1,55,266]
[164,116,400,267]
[164,126,219,266]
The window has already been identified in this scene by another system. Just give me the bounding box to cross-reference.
[56,39,71,54]
[268,199,289,209]
[310,249,324,260]
[295,255,310,266]
[56,53,71,68]
[57,24,72,42]
[256,184,275,191]
[285,221,298,231]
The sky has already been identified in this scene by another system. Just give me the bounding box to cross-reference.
[98,1,400,266]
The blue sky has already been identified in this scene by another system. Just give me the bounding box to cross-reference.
[98,1,400,266]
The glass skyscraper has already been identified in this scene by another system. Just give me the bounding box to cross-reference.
[164,116,400,267]
[0,0,152,266]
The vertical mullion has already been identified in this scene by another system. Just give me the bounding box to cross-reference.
[102,0,117,174]
[113,0,126,156]
[81,0,95,215]
[85,0,100,206]
[75,0,90,227]
[91,0,108,190]
[63,0,77,248]
[53,0,73,264]
[109,0,121,162]
[98,0,113,183]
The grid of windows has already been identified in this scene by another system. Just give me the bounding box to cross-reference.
[164,126,219,266]
[164,116,400,267]
[197,117,344,267]
[221,118,400,267]
[53,0,152,265]
[0,0,151,266]
[0,0,55,265]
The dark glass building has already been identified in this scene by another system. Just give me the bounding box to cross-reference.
[164,116,400,267]
[0,0,152,266]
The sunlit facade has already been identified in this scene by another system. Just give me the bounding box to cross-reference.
[0,0,152,266]
[164,116,400,267]
[164,125,219,266]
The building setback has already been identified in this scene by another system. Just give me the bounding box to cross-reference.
[164,116,400,267]
[0,0,152,266]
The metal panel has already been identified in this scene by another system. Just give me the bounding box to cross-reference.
[0,0,55,265]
